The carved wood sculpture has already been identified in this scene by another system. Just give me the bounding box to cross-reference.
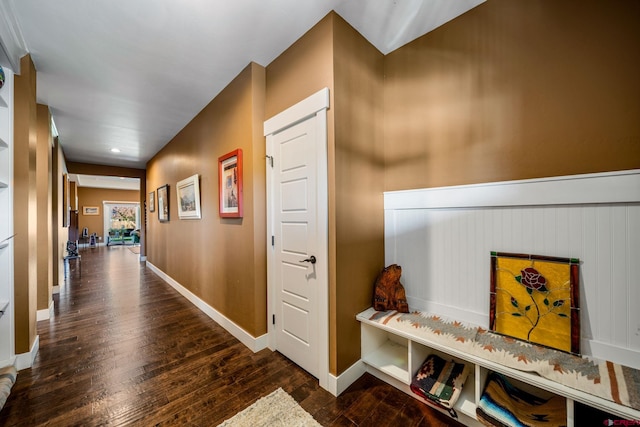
[373,264,409,313]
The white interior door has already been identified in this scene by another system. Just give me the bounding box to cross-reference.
[265,88,329,384]
[273,118,319,376]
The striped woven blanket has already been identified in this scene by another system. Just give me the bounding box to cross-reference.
[477,373,566,427]
[410,354,469,409]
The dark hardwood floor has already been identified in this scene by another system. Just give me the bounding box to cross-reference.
[0,246,462,426]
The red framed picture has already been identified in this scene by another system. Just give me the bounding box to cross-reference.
[218,149,243,218]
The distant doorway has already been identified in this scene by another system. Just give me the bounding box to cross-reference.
[103,202,140,245]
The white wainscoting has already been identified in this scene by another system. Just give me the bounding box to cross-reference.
[384,170,640,369]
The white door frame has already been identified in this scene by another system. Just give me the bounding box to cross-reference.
[264,87,330,391]
[102,200,141,241]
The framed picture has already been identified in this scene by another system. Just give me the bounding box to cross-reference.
[490,251,580,354]
[148,191,156,212]
[83,206,100,215]
[218,149,243,218]
[62,173,69,226]
[157,184,169,222]
[177,174,201,219]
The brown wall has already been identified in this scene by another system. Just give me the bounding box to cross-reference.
[77,187,140,239]
[79,1,639,380]
[13,54,38,354]
[265,13,386,375]
[36,104,52,311]
[265,12,338,371]
[146,63,266,337]
[384,0,640,191]
[265,16,335,120]
[332,15,385,374]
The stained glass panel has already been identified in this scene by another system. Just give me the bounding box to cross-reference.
[490,252,580,354]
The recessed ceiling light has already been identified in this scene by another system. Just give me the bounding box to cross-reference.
[110,148,121,153]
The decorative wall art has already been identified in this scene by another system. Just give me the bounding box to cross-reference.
[176,174,201,219]
[218,149,243,218]
[62,173,69,226]
[148,191,155,213]
[82,206,99,215]
[490,252,580,354]
[157,184,169,222]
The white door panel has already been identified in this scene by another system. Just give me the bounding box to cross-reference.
[281,223,308,255]
[265,87,329,387]
[272,117,319,376]
[281,179,308,211]
[282,302,310,344]
[281,263,311,301]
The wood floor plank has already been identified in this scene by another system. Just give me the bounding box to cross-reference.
[0,246,464,426]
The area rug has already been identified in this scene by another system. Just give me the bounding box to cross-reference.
[216,388,321,427]
[127,245,140,254]
[0,365,17,411]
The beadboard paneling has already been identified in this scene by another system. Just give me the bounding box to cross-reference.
[385,170,640,368]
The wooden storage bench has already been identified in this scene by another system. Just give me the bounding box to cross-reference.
[357,307,640,426]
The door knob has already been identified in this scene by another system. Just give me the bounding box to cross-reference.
[300,255,316,264]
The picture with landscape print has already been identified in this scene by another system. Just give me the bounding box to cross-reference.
[177,174,201,219]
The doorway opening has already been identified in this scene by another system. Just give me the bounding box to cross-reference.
[103,202,141,246]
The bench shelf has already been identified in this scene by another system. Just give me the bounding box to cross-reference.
[358,307,640,426]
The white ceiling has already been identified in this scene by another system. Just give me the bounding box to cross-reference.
[1,0,483,170]
[70,174,140,191]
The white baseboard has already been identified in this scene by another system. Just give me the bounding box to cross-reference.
[146,262,268,353]
[36,300,54,321]
[15,335,39,370]
[52,285,60,294]
[325,359,366,397]
[139,255,147,262]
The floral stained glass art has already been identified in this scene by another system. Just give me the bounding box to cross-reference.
[490,252,580,354]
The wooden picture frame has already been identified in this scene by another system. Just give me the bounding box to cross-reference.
[62,173,69,226]
[218,149,243,218]
[157,184,169,222]
[177,174,201,219]
[148,191,155,212]
[82,206,100,215]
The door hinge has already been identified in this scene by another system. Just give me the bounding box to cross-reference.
[272,314,275,325]
[271,235,275,246]
[266,155,274,168]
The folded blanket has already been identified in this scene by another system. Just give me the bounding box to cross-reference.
[410,354,469,410]
[477,373,566,427]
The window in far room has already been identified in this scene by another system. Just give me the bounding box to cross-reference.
[103,202,140,245]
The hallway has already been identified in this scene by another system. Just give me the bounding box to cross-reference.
[0,247,459,426]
